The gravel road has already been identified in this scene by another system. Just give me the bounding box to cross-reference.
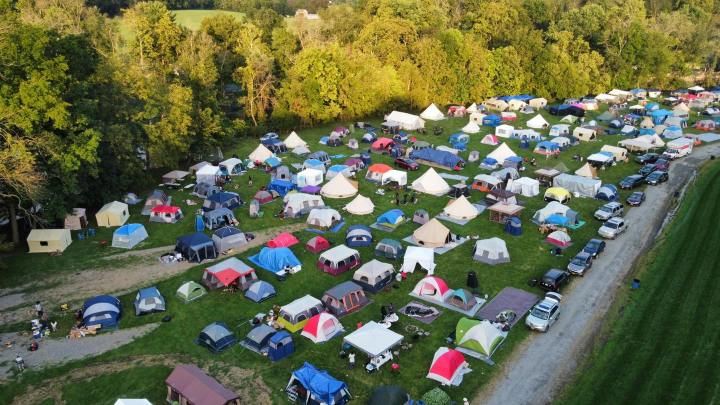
[0,323,159,379]
[476,143,720,405]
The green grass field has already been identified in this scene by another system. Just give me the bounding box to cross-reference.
[1,107,710,404]
[116,9,244,43]
[559,160,720,405]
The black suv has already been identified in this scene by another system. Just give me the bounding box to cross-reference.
[539,269,570,292]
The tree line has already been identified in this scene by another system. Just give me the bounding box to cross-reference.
[0,0,718,245]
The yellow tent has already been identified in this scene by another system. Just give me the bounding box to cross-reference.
[95,201,130,228]
[544,187,571,203]
[27,229,72,253]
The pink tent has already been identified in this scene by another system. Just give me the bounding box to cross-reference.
[427,347,471,386]
[411,276,452,304]
[301,312,343,344]
[545,230,572,248]
[267,232,300,248]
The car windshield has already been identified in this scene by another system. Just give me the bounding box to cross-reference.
[531,307,550,320]
[599,206,612,212]
[585,242,598,250]
[605,222,619,229]
[571,258,585,266]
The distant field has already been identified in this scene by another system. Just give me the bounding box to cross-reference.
[559,160,720,404]
[117,9,244,43]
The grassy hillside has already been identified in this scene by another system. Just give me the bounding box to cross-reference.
[559,160,720,404]
[117,9,244,43]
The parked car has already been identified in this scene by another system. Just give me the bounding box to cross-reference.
[598,217,628,239]
[635,153,660,164]
[539,269,570,292]
[654,158,670,171]
[582,239,606,258]
[525,292,562,332]
[646,170,669,185]
[567,252,593,276]
[619,175,645,189]
[594,202,624,221]
[638,164,657,177]
[394,157,419,170]
[626,191,646,206]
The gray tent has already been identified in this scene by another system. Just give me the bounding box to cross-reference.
[193,182,222,198]
[553,173,602,198]
[468,151,480,162]
[203,208,236,230]
[413,209,430,225]
[596,111,616,122]
[111,224,148,249]
[134,286,166,316]
[273,165,292,181]
[321,281,369,317]
[212,226,248,252]
[553,162,570,173]
[473,237,510,265]
[375,238,404,260]
[142,190,169,215]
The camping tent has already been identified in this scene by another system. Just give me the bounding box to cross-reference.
[529,98,547,108]
[95,201,129,227]
[573,127,597,142]
[176,233,218,262]
[284,131,307,149]
[596,184,618,201]
[212,226,247,253]
[343,321,403,360]
[112,224,148,249]
[411,276,452,304]
[482,134,500,145]
[442,196,479,221]
[410,148,465,170]
[462,121,481,134]
[546,230,572,248]
[267,232,299,248]
[27,229,72,253]
[165,364,239,405]
[574,163,598,179]
[219,158,245,176]
[196,165,220,185]
[455,318,505,357]
[508,177,539,197]
[197,322,237,353]
[413,218,451,248]
[400,246,436,274]
[600,145,628,162]
[420,103,445,121]
[532,201,575,224]
[203,192,242,212]
[495,124,514,138]
[82,295,121,328]
[202,257,257,290]
[284,193,325,218]
[411,168,451,196]
[188,161,210,174]
[381,170,407,187]
[301,312,344,343]
[306,236,331,253]
[249,247,302,275]
[427,347,471,386]
[249,144,274,162]
[278,295,325,332]
[385,111,425,130]
[176,281,207,303]
[344,195,375,215]
[375,238,404,260]
[534,141,560,156]
[286,362,350,405]
[377,209,405,227]
[353,259,394,293]
[345,225,373,248]
[544,187,571,203]
[322,281,369,317]
[321,175,358,199]
[150,205,183,224]
[487,143,517,163]
[307,208,342,229]
[134,287,165,315]
[64,208,87,230]
[473,238,510,265]
[553,173,601,198]
[318,245,361,275]
[141,190,169,215]
[245,280,277,302]
[526,114,550,129]
[297,168,324,187]
[366,163,392,182]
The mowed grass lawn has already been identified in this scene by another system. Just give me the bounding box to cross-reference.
[116,9,244,43]
[559,160,720,405]
[2,107,708,404]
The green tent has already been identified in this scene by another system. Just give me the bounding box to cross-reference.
[455,317,505,357]
[176,281,207,303]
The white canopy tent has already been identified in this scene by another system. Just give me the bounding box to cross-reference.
[385,111,425,130]
[343,321,403,358]
[400,246,436,274]
[507,177,539,197]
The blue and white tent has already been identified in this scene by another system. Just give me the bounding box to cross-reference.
[112,224,148,249]
[596,184,618,201]
[197,322,237,353]
[249,247,302,276]
[83,295,121,329]
[377,209,405,226]
[176,233,218,262]
[134,287,165,316]
[286,362,351,405]
[245,281,277,303]
[345,224,373,248]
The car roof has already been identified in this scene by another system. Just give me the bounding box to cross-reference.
[607,217,624,224]
[605,202,622,207]
[649,171,665,176]
[545,268,564,277]
[575,251,591,259]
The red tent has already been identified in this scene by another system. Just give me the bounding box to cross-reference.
[151,205,181,214]
[372,138,395,152]
[267,232,299,248]
[253,190,274,205]
[306,236,330,253]
[427,347,470,386]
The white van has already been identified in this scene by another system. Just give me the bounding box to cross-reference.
[663,138,693,160]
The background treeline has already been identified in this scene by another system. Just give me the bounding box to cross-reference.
[0,0,718,243]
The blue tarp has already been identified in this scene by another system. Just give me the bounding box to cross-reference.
[114,223,144,237]
[83,295,121,328]
[265,157,282,168]
[291,362,348,405]
[377,209,404,225]
[651,109,672,125]
[483,115,501,127]
[535,141,559,153]
[268,179,296,197]
[248,247,301,274]
[639,128,656,135]
[545,214,570,227]
[410,148,464,169]
[496,94,534,102]
[645,102,659,111]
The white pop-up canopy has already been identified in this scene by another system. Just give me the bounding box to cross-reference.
[343,321,403,358]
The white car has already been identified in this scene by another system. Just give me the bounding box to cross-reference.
[594,202,624,221]
[598,217,628,239]
[526,292,562,332]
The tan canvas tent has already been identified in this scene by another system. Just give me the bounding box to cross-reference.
[413,218,451,248]
[64,208,87,230]
[95,201,129,227]
[527,114,550,129]
[284,131,307,149]
[574,163,597,179]
[443,196,479,221]
[320,175,358,199]
[420,103,445,121]
[487,142,517,162]
[411,168,450,196]
[248,144,274,163]
[344,195,375,215]
[27,229,72,253]
[529,98,547,108]
[573,127,597,142]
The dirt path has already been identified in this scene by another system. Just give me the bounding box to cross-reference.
[476,144,720,405]
[0,324,160,379]
[0,223,306,327]
[7,353,272,405]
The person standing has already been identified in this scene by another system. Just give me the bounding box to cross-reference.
[34,301,43,318]
[348,352,356,369]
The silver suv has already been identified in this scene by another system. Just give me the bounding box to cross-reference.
[526,292,562,332]
[598,217,628,239]
[594,202,624,221]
